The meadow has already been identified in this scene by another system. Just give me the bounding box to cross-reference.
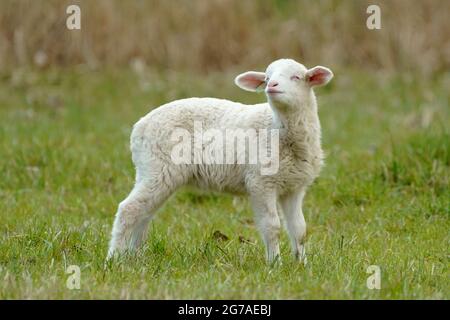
[0,65,448,299]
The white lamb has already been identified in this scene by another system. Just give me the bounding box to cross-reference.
[107,58,333,263]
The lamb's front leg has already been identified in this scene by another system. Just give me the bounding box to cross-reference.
[250,192,281,263]
[280,190,307,263]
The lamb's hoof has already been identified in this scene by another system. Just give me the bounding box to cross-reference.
[267,255,282,267]
[295,246,307,266]
[106,244,128,262]
[300,255,308,266]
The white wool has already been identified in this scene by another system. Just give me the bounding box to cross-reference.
[108,58,333,263]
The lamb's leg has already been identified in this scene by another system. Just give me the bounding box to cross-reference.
[250,193,281,263]
[107,179,173,259]
[280,190,307,263]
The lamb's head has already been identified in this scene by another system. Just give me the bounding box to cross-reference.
[235,59,333,110]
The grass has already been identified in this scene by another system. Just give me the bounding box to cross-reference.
[0,66,448,299]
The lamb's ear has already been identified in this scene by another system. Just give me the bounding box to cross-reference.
[305,66,333,87]
[234,71,266,92]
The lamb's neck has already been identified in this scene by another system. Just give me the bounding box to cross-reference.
[269,93,322,156]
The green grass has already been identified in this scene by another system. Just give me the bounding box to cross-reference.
[0,67,448,299]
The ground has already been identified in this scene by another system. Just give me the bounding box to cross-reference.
[0,67,448,299]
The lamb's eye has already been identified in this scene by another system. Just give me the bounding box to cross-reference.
[291,75,301,81]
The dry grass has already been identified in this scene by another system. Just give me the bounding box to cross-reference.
[0,0,449,74]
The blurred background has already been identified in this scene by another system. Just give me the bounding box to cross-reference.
[0,0,448,74]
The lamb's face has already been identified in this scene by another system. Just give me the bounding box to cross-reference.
[264,59,310,108]
[235,58,333,110]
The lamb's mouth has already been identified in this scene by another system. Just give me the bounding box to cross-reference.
[266,89,284,95]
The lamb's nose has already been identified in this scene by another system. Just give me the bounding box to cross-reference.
[267,81,279,88]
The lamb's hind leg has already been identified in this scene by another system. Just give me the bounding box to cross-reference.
[107,172,177,259]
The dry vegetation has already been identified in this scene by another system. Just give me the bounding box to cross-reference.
[0,0,449,74]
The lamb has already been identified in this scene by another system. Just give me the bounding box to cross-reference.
[107,58,333,263]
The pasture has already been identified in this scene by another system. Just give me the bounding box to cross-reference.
[0,67,448,299]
